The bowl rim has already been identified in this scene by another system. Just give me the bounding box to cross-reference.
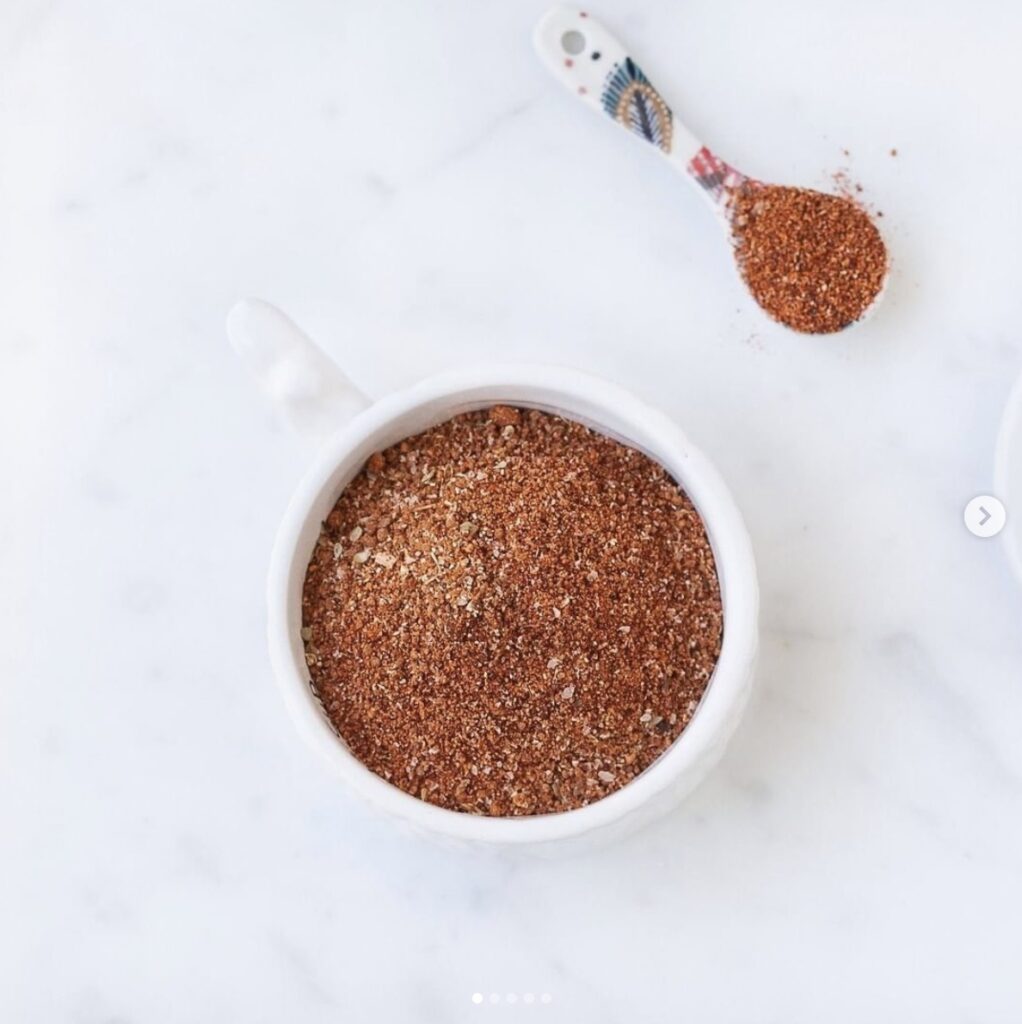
[267,362,759,844]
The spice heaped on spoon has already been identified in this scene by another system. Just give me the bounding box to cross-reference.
[533,7,889,335]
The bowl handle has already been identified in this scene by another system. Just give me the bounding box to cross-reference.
[227,299,370,445]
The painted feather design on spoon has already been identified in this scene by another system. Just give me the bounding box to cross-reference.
[601,57,673,153]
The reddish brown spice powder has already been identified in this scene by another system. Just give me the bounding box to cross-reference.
[730,184,888,334]
[301,407,723,816]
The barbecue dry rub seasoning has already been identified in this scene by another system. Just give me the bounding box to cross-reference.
[301,406,723,816]
[730,184,887,334]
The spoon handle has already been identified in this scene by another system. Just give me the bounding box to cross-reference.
[533,6,748,214]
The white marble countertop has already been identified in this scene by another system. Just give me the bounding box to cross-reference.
[4,1,1022,1020]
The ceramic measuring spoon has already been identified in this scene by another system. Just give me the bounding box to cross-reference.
[533,6,888,335]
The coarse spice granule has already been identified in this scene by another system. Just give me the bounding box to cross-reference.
[730,184,888,334]
[301,406,723,816]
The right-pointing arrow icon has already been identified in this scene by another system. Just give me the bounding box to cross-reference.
[964,495,1006,538]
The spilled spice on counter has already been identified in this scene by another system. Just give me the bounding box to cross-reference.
[730,184,888,334]
[301,407,723,816]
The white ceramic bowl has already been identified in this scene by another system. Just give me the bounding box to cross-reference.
[228,300,759,848]
[995,369,1022,586]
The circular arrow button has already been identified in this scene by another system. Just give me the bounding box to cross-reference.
[964,495,1007,538]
